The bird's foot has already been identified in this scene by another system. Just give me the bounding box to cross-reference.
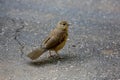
[48,55,54,58]
[48,55,62,59]
[56,55,63,59]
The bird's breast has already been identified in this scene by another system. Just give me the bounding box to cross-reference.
[54,33,68,52]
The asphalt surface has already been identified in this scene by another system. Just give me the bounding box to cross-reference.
[0,0,120,80]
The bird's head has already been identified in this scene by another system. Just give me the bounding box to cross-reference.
[57,21,69,30]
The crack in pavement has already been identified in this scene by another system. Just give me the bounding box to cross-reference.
[13,19,26,60]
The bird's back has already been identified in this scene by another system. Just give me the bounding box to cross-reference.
[43,28,68,52]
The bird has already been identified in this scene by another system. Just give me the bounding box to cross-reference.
[27,21,69,60]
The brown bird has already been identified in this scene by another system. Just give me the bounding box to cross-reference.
[27,21,69,60]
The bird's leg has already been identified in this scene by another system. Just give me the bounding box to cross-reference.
[48,51,54,58]
[55,51,62,59]
[49,51,52,56]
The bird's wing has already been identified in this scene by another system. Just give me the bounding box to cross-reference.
[45,35,65,49]
[42,36,51,45]
[44,30,66,49]
[42,30,53,45]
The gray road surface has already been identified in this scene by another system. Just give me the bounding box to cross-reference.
[0,0,120,80]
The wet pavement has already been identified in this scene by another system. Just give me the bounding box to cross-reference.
[0,0,120,80]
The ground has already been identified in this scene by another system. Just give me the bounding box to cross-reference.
[0,0,120,80]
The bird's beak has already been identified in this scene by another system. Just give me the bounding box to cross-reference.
[68,23,71,26]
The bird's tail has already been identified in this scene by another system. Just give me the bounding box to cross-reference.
[27,47,47,60]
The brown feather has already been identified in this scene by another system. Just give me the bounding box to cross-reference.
[27,48,47,60]
[27,21,69,60]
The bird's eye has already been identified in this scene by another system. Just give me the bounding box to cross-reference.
[63,23,66,25]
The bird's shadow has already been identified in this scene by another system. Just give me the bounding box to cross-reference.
[27,54,76,67]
